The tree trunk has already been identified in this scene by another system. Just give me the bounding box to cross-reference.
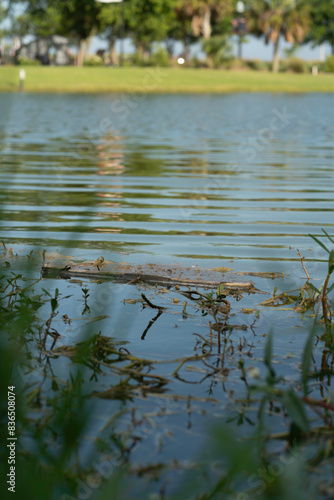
[166,39,174,56]
[272,37,280,72]
[136,44,144,63]
[109,34,116,65]
[332,42,334,55]
[202,7,211,40]
[183,26,189,59]
[77,40,85,67]
[143,46,151,61]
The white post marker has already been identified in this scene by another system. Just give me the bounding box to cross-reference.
[19,69,26,91]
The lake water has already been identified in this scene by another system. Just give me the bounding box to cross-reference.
[1,92,334,497]
[1,93,333,272]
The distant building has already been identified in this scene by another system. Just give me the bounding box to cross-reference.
[16,35,72,65]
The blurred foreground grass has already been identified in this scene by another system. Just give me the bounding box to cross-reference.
[0,235,333,500]
[1,66,334,93]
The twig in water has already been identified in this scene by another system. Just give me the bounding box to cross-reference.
[297,249,310,281]
[126,276,141,285]
[141,310,163,340]
[141,293,166,311]
[302,396,334,412]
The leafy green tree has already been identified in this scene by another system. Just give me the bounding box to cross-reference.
[7,0,61,37]
[97,1,126,64]
[0,0,6,39]
[8,6,62,40]
[307,0,334,54]
[0,0,5,26]
[126,0,178,58]
[8,0,102,65]
[56,0,102,65]
[247,0,310,72]
[202,34,232,66]
[174,3,196,58]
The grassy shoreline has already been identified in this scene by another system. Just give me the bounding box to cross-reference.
[1,66,334,93]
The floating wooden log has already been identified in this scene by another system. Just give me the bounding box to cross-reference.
[41,257,260,292]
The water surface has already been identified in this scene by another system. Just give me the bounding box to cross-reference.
[1,93,333,276]
[1,92,333,497]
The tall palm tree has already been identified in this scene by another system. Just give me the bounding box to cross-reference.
[248,0,310,72]
[176,0,233,40]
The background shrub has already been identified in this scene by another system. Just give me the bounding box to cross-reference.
[150,48,171,67]
[202,35,232,68]
[324,55,334,73]
[245,58,269,71]
[16,57,41,66]
[282,57,307,73]
[83,55,104,67]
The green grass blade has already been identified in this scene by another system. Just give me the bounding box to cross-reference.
[321,228,334,244]
[301,328,316,395]
[206,475,230,499]
[264,330,276,382]
[307,282,320,296]
[309,233,329,254]
[328,250,334,275]
[282,390,310,432]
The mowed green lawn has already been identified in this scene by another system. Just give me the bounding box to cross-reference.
[1,66,334,93]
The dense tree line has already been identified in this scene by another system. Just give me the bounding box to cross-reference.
[0,1,5,39]
[2,0,334,71]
